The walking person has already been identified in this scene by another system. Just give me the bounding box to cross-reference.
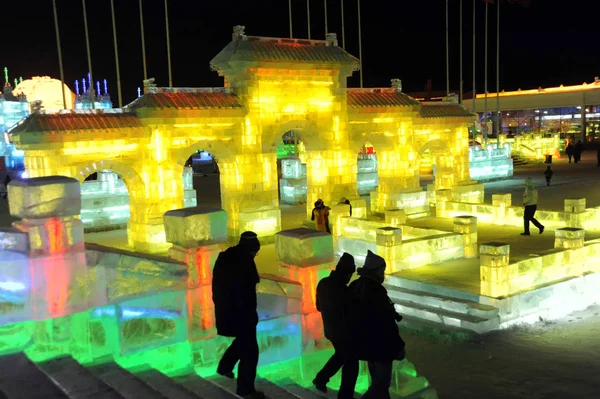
[521,177,545,236]
[212,231,264,399]
[347,250,405,399]
[574,140,583,163]
[565,142,574,163]
[313,252,359,398]
[544,165,553,186]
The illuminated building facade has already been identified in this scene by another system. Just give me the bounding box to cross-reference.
[472,77,600,140]
[9,27,475,252]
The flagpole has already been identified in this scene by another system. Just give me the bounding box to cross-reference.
[139,0,148,81]
[52,0,67,110]
[496,0,500,146]
[341,0,346,49]
[459,0,463,104]
[358,0,363,88]
[484,0,488,145]
[307,0,311,39]
[165,0,173,87]
[324,0,328,36]
[82,0,95,110]
[445,0,450,96]
[472,0,476,144]
[289,0,293,38]
[109,0,123,108]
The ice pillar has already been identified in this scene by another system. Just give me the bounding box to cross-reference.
[479,242,515,297]
[453,215,478,258]
[275,228,335,352]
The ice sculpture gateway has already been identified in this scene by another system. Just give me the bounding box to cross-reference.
[9,27,475,252]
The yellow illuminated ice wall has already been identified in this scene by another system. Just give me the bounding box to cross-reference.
[9,26,475,252]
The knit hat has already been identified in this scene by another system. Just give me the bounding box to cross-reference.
[239,231,260,253]
[335,252,356,274]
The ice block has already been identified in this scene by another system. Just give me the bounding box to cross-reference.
[554,227,585,249]
[163,208,227,247]
[13,216,84,256]
[8,176,81,219]
[0,229,29,253]
[275,228,334,266]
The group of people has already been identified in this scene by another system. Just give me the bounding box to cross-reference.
[211,231,404,398]
[565,140,584,163]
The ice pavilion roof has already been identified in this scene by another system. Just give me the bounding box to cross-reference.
[128,90,243,110]
[211,36,360,69]
[419,103,476,118]
[347,88,421,108]
[8,111,144,133]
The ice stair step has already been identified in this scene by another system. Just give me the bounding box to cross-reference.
[276,379,327,399]
[136,369,204,399]
[385,275,481,303]
[88,362,168,399]
[384,284,499,319]
[174,373,241,399]
[35,356,124,399]
[210,375,301,399]
[0,353,68,399]
[398,315,476,340]
[393,299,500,333]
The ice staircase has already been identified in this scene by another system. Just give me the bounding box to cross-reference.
[0,353,435,399]
[511,153,529,166]
[385,274,501,337]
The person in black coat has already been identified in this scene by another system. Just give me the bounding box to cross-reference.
[347,250,405,399]
[313,252,359,398]
[212,231,264,399]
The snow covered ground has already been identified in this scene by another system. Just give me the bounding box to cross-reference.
[404,305,600,398]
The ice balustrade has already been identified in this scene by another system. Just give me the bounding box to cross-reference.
[438,194,600,230]
[335,216,465,272]
[480,232,600,297]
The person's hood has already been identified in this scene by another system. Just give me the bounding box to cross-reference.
[524,177,534,189]
[357,250,386,284]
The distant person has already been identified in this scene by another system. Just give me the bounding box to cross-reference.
[544,165,553,186]
[574,140,583,163]
[565,143,574,163]
[347,250,405,399]
[313,252,359,398]
[1,175,10,200]
[311,199,331,233]
[212,231,264,399]
[522,177,544,236]
[338,198,352,217]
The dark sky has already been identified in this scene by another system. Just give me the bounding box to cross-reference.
[2,0,597,105]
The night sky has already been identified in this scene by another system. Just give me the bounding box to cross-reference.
[3,0,597,105]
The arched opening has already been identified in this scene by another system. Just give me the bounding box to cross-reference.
[418,148,435,189]
[356,142,378,197]
[277,130,307,205]
[73,160,145,249]
[417,139,451,190]
[182,149,221,209]
[80,170,130,232]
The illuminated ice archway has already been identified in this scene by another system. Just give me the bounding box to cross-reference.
[73,160,144,237]
[416,139,454,190]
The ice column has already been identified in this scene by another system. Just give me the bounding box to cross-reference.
[479,242,515,297]
[492,193,512,220]
[163,207,227,343]
[275,228,335,351]
[564,198,586,228]
[8,176,92,320]
[453,216,478,258]
[554,227,585,249]
[376,227,402,273]
[385,208,407,227]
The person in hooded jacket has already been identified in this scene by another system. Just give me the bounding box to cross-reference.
[522,177,544,236]
[212,231,264,399]
[347,250,405,399]
[313,252,359,398]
